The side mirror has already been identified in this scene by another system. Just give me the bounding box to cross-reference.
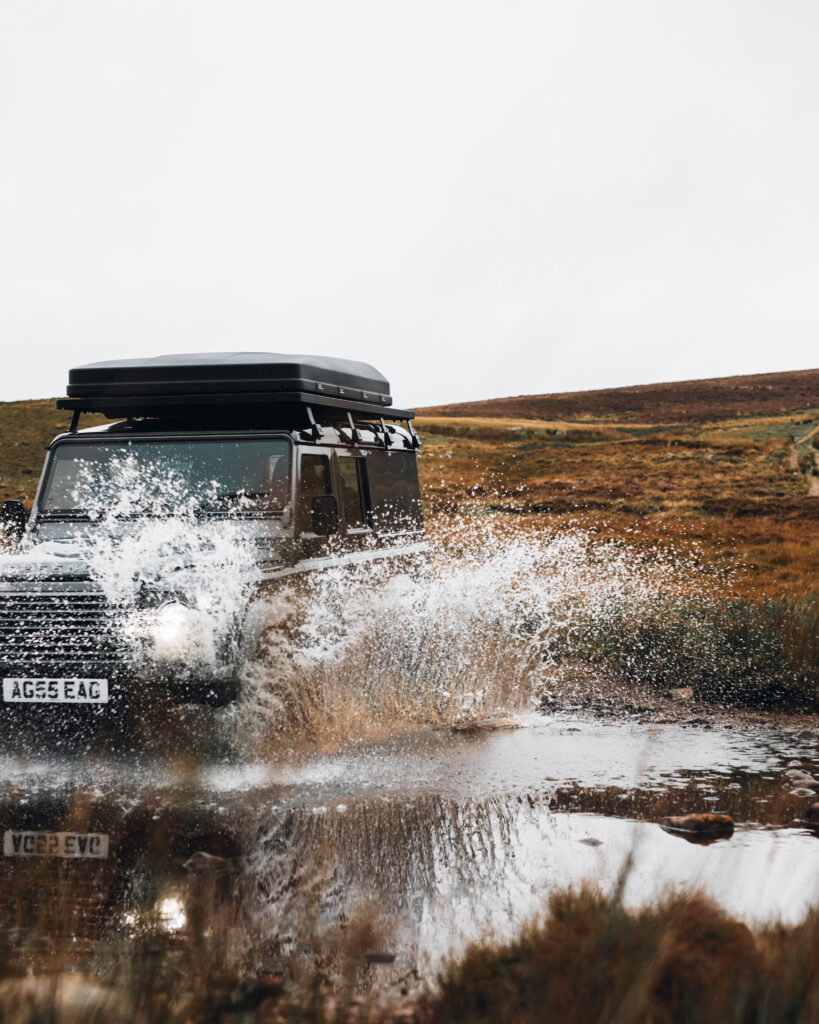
[310,494,340,535]
[1,500,27,543]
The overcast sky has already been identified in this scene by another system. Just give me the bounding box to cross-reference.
[1,2,817,407]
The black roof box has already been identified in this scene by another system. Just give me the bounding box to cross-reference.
[57,352,413,419]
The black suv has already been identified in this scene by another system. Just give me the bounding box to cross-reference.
[0,353,425,708]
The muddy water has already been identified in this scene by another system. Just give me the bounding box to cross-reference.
[0,714,817,986]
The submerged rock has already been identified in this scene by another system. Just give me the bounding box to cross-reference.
[448,716,522,734]
[790,788,817,799]
[785,772,819,789]
[659,813,734,842]
[183,850,232,873]
[793,803,819,830]
[665,687,693,700]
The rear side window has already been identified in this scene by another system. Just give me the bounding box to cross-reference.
[299,454,332,527]
[337,455,367,529]
[366,450,422,534]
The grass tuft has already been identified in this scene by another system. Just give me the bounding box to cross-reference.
[546,595,819,707]
[417,886,819,1024]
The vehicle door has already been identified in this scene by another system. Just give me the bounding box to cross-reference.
[334,450,374,553]
[296,448,340,560]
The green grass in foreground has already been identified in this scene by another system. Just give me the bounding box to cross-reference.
[544,595,819,708]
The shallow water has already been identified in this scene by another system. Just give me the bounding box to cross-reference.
[1,713,817,987]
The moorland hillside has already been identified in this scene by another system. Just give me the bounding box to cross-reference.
[421,368,819,424]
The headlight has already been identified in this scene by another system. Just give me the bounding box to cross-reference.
[147,601,213,665]
[156,894,187,933]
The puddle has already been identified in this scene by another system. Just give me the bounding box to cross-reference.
[0,715,817,985]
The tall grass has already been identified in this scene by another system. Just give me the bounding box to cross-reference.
[546,595,819,707]
[417,886,819,1024]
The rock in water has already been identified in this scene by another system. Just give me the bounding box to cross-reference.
[790,788,817,798]
[793,803,819,829]
[183,851,232,873]
[659,813,734,841]
[665,687,693,700]
[787,773,819,790]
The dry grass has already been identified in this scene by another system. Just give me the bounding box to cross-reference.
[0,399,106,506]
[415,404,819,597]
[416,886,819,1024]
[542,594,819,708]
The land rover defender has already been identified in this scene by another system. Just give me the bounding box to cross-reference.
[0,353,426,710]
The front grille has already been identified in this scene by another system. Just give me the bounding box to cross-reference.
[0,590,128,666]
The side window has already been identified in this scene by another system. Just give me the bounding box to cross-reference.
[337,455,367,529]
[299,454,332,532]
[266,452,291,508]
[367,451,423,534]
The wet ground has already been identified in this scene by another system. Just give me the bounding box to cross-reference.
[1,712,818,992]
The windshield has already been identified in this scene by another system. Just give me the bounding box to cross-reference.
[41,438,291,515]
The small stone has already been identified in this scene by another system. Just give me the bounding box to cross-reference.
[183,851,232,873]
[660,813,734,839]
[788,760,804,767]
[578,837,603,847]
[363,952,397,964]
[666,687,693,700]
[790,788,816,798]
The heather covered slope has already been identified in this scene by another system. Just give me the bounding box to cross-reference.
[415,372,819,597]
[420,367,819,424]
[0,400,106,504]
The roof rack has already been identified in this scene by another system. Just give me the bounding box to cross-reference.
[57,352,415,422]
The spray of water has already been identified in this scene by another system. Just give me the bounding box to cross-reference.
[58,455,266,675]
[232,514,713,751]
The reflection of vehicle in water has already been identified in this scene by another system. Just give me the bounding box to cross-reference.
[0,781,436,978]
[0,786,243,959]
[0,354,425,710]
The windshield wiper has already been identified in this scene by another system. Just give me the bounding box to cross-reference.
[39,510,93,521]
[201,493,285,510]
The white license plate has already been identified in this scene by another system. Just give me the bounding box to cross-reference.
[2,678,108,704]
[3,830,109,859]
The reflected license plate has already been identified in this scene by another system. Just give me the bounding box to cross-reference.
[2,678,108,703]
[3,831,109,858]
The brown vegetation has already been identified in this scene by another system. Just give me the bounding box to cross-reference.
[0,400,105,505]
[415,397,819,597]
[416,887,819,1024]
[421,367,819,424]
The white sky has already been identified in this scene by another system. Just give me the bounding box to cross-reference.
[1,1,817,407]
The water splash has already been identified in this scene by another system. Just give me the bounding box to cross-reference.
[234,514,713,750]
[60,454,267,674]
